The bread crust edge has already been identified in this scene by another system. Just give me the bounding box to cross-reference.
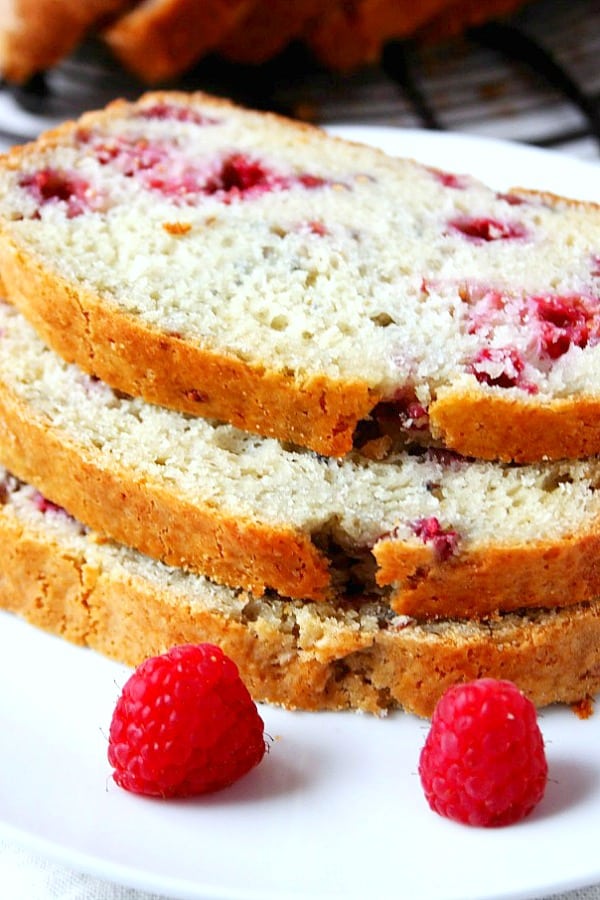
[3,505,600,718]
[3,371,600,618]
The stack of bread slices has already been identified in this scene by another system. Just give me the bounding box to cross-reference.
[0,90,599,716]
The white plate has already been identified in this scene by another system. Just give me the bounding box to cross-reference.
[1,127,600,900]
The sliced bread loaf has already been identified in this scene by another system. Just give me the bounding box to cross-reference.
[0,92,598,461]
[305,0,453,71]
[2,464,600,717]
[3,302,600,619]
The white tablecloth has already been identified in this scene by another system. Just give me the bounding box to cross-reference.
[0,836,599,900]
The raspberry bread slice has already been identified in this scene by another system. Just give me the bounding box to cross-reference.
[102,0,254,83]
[0,92,599,462]
[4,302,600,620]
[3,465,600,717]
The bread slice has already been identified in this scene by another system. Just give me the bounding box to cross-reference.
[2,463,600,717]
[0,91,599,462]
[3,300,600,620]
[0,0,130,83]
[102,0,255,83]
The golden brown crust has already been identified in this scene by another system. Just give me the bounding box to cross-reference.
[430,387,600,463]
[4,226,600,467]
[378,607,600,717]
[102,0,254,83]
[0,0,129,83]
[0,382,332,601]
[0,84,387,462]
[2,505,600,718]
[0,234,378,458]
[510,187,600,214]
[376,536,600,618]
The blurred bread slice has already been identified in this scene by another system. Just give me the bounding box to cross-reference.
[0,0,130,82]
[102,0,256,82]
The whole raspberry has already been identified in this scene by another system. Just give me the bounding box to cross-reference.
[418,679,548,827]
[108,643,266,798]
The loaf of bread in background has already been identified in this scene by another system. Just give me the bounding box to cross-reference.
[102,0,254,83]
[0,0,533,84]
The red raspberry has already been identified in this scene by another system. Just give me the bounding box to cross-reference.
[411,516,460,561]
[449,216,527,242]
[19,168,93,218]
[418,679,548,827]
[107,643,266,798]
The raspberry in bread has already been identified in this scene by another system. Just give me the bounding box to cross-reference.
[0,92,599,462]
[3,301,600,620]
[2,464,600,717]
[101,0,254,83]
[0,0,129,83]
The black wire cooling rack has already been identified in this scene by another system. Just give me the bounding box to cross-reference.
[0,0,598,159]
